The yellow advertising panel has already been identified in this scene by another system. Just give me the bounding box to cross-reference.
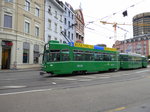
[104,47,117,51]
[74,43,94,49]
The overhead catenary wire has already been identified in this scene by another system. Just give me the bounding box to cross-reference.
[85,0,147,27]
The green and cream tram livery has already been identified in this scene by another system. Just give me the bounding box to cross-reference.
[42,40,120,75]
[41,40,148,76]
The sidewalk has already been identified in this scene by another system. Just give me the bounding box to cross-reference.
[0,67,41,73]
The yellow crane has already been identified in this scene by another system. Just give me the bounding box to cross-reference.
[100,21,150,42]
[100,21,130,42]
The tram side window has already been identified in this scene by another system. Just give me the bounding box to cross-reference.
[84,51,94,61]
[103,53,110,61]
[94,53,103,61]
[110,54,116,61]
[128,56,133,61]
[73,50,84,61]
[61,50,70,61]
[142,57,147,62]
[49,50,60,62]
[135,57,141,62]
[120,55,128,61]
[94,53,99,61]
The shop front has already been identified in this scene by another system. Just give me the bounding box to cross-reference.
[1,40,13,69]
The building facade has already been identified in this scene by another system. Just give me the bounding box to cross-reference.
[0,0,45,69]
[63,2,76,43]
[113,12,150,57]
[74,9,84,43]
[113,35,150,56]
[45,0,65,43]
[133,12,150,36]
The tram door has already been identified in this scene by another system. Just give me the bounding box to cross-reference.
[2,48,11,69]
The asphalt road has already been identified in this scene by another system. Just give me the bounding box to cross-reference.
[0,67,150,112]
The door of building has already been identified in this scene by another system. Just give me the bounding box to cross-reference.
[2,48,11,69]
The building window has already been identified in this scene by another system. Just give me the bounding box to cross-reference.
[64,29,67,36]
[23,49,29,63]
[48,35,51,41]
[25,0,30,11]
[5,0,13,2]
[55,11,57,18]
[60,26,62,34]
[35,7,40,17]
[23,42,30,63]
[24,21,30,33]
[33,44,39,64]
[60,15,62,22]
[68,31,70,39]
[48,6,52,14]
[54,23,57,33]
[68,21,70,27]
[35,26,39,37]
[68,11,70,17]
[48,19,51,30]
[64,18,67,25]
[72,33,73,40]
[4,14,12,28]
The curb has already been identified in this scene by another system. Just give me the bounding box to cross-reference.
[0,68,41,73]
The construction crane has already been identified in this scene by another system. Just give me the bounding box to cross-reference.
[100,21,132,42]
[100,21,150,42]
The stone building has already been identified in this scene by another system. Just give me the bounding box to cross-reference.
[113,35,150,56]
[74,9,85,43]
[0,0,45,69]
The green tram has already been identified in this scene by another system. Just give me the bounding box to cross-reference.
[119,53,148,69]
[41,40,148,76]
[41,40,120,75]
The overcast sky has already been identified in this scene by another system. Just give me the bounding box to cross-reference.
[61,0,150,47]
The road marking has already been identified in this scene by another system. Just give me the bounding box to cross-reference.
[56,78,77,81]
[0,88,52,96]
[52,82,56,84]
[99,75,111,77]
[122,73,131,76]
[0,86,26,89]
[135,70,150,73]
[79,79,93,81]
[77,76,96,79]
[97,77,110,79]
[106,107,126,112]
[0,78,17,81]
